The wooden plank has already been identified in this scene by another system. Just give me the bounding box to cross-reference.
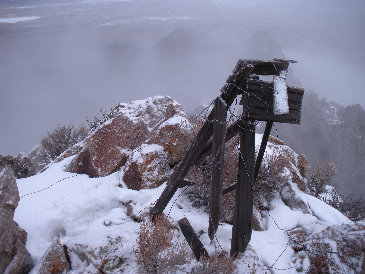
[177,179,196,188]
[236,59,290,76]
[230,122,255,256]
[208,97,227,240]
[178,217,209,261]
[195,119,245,165]
[222,182,237,195]
[150,61,254,219]
[254,121,273,180]
[240,79,304,124]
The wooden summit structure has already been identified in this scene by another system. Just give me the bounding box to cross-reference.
[150,59,304,258]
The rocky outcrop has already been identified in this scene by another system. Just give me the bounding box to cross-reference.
[66,96,192,186]
[148,117,192,166]
[123,144,171,190]
[67,114,149,178]
[0,154,34,179]
[0,167,33,274]
[35,240,71,274]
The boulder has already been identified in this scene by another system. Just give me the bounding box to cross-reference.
[148,117,192,166]
[36,240,71,274]
[0,167,33,274]
[67,96,189,178]
[68,115,148,177]
[123,144,171,190]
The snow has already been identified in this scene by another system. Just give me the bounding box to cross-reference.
[14,132,352,273]
[158,115,191,130]
[115,95,190,131]
[0,16,40,23]
[273,70,289,115]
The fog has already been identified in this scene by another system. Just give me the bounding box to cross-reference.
[1,0,365,156]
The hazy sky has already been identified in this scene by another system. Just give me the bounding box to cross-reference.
[1,0,365,156]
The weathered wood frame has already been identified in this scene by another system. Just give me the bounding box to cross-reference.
[150,59,304,259]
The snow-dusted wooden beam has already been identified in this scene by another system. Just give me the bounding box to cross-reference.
[208,97,227,240]
[178,218,209,261]
[237,59,290,76]
[231,122,255,256]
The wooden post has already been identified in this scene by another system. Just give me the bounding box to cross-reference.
[196,119,246,165]
[230,121,255,256]
[150,61,254,219]
[208,97,227,240]
[222,121,273,195]
[178,218,209,261]
[254,121,273,180]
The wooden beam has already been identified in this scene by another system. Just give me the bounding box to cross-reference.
[177,179,196,188]
[231,122,255,256]
[178,218,209,261]
[195,119,246,165]
[222,182,237,195]
[254,121,273,180]
[208,97,227,240]
[150,61,254,219]
[236,59,290,76]
[221,122,273,195]
[150,117,213,219]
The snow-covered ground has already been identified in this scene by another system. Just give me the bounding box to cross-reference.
[14,134,352,273]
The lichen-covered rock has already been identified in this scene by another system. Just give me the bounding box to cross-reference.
[122,144,171,190]
[148,116,192,166]
[0,167,33,274]
[36,240,71,274]
[66,96,189,178]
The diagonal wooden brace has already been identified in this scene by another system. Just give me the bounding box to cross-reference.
[150,61,254,219]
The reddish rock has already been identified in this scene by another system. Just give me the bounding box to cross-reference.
[123,162,142,189]
[148,120,192,166]
[123,144,170,190]
[66,96,189,178]
[287,227,306,252]
[67,148,99,178]
[36,240,71,274]
[67,115,149,178]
